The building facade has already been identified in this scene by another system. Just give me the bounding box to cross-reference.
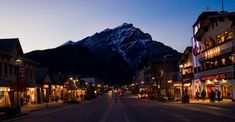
[193,11,235,101]
[0,38,39,110]
[178,47,194,99]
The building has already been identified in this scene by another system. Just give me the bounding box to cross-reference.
[193,11,235,101]
[0,38,39,112]
[178,47,194,99]
[140,55,179,99]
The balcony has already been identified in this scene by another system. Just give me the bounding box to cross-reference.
[198,65,235,77]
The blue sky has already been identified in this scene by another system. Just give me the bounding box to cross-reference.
[1,0,235,53]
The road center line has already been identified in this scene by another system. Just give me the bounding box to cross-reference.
[100,99,114,122]
[119,99,130,122]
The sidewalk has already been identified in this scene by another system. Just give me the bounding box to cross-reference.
[189,99,232,104]
[21,101,64,113]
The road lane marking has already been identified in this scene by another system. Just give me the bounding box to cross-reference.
[100,99,114,122]
[171,114,190,122]
[119,99,130,122]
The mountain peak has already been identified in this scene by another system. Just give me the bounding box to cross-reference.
[60,40,74,47]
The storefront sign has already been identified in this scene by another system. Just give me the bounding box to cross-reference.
[200,74,226,81]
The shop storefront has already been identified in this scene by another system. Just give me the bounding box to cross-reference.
[26,88,38,104]
[200,73,233,99]
[50,85,63,102]
[192,79,203,98]
[0,87,11,108]
[173,83,182,101]
[42,84,50,103]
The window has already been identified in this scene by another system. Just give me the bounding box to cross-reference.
[221,58,226,66]
[229,55,234,64]
[214,60,218,67]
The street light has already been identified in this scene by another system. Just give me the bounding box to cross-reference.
[15,57,22,113]
[179,64,184,103]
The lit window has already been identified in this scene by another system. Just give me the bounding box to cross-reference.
[229,55,234,64]
[214,61,218,66]
[221,58,226,65]
[228,31,233,39]
[221,36,225,42]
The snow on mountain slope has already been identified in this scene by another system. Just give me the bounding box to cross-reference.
[62,23,180,70]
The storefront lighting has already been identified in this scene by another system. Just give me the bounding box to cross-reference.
[7,88,10,91]
[184,83,191,87]
[222,79,227,83]
[167,80,172,83]
[173,83,181,87]
[60,86,63,89]
[69,77,73,80]
[141,81,144,84]
[207,80,213,84]
[43,84,49,88]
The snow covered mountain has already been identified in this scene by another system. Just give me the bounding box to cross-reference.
[26,23,181,83]
[63,23,180,70]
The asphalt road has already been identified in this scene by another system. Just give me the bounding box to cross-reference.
[5,95,235,122]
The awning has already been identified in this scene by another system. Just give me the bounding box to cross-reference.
[0,78,10,87]
[26,80,40,88]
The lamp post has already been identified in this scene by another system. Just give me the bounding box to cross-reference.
[15,58,22,113]
[179,64,184,103]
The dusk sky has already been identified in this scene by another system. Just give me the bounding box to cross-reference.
[1,0,235,53]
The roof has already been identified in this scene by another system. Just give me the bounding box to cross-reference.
[51,73,62,85]
[0,38,23,54]
[36,67,50,84]
[193,11,219,27]
[0,50,12,59]
[178,46,192,65]
[194,11,235,40]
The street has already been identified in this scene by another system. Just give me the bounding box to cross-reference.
[5,95,235,122]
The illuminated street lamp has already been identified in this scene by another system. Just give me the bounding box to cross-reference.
[15,57,22,113]
[179,64,184,103]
